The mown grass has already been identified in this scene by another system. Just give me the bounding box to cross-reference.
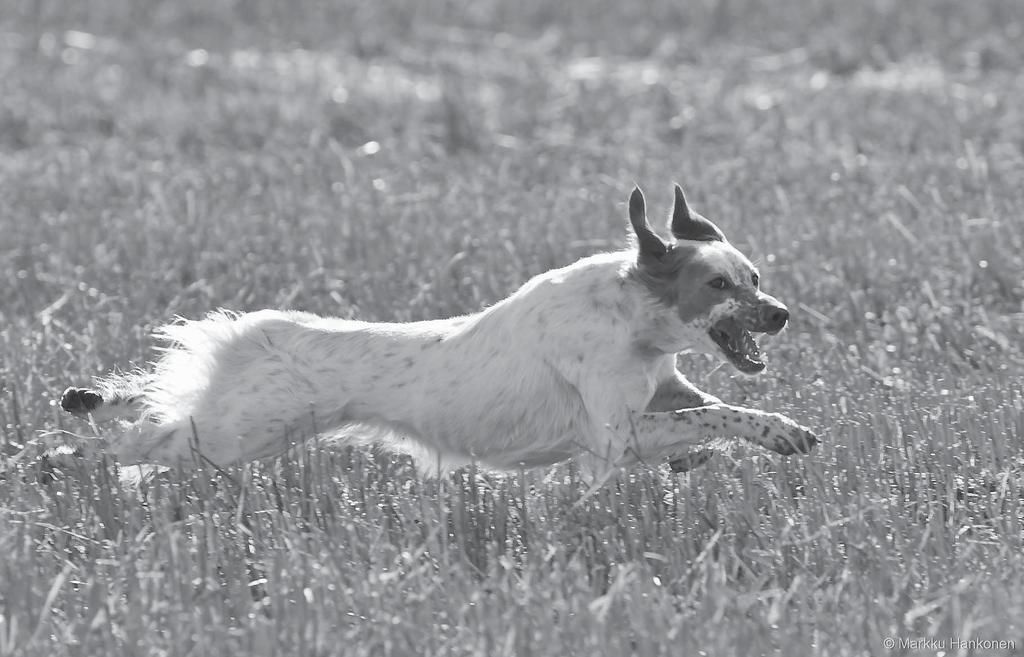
[1,0,1023,655]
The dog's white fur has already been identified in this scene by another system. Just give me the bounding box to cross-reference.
[63,187,817,481]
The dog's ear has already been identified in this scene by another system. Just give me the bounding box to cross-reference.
[670,183,726,242]
[629,186,668,260]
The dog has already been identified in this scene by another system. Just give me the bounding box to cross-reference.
[59,184,818,483]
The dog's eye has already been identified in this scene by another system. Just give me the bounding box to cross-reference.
[708,276,730,290]
[751,273,759,287]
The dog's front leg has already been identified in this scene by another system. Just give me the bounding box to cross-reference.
[646,370,720,412]
[615,403,818,468]
[646,369,720,472]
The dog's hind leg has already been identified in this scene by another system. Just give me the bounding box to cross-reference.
[43,378,149,481]
[39,419,174,484]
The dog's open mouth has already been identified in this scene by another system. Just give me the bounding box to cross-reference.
[709,318,765,374]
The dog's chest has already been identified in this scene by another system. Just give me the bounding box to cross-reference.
[557,350,661,419]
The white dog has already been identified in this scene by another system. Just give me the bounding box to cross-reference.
[60,185,817,482]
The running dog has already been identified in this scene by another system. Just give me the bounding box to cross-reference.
[60,184,818,482]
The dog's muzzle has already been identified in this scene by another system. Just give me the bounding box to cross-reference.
[708,298,790,374]
[758,302,789,335]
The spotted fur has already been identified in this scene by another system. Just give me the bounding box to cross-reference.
[60,185,817,482]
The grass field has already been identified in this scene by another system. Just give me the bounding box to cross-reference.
[2,0,1024,654]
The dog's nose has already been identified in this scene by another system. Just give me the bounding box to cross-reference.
[760,304,789,332]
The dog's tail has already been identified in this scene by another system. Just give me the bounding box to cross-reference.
[60,370,148,424]
[142,309,241,427]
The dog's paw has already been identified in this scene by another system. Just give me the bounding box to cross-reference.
[60,386,103,416]
[764,415,819,456]
[668,449,715,473]
[37,444,87,484]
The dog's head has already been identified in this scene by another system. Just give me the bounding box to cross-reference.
[627,184,789,374]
